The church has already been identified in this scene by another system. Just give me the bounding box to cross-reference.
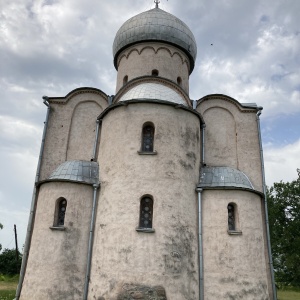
[16,2,276,299]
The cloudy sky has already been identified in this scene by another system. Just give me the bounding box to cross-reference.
[0,0,299,251]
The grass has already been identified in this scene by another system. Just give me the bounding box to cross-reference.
[277,287,300,300]
[0,275,18,300]
[0,275,299,300]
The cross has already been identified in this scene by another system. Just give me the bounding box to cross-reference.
[154,0,160,8]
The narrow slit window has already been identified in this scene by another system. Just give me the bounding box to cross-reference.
[142,123,155,152]
[152,69,159,76]
[55,198,67,227]
[177,76,182,86]
[123,75,128,85]
[139,196,153,229]
[227,203,235,231]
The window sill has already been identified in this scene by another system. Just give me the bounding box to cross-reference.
[136,227,155,233]
[227,230,242,235]
[137,151,157,155]
[50,226,65,231]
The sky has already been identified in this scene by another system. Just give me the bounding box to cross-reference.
[0,0,299,251]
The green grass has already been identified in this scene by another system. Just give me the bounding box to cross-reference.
[0,275,18,300]
[278,290,300,300]
[0,276,300,300]
[0,290,16,300]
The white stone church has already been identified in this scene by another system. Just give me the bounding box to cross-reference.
[16,3,276,300]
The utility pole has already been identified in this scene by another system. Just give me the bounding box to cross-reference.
[14,224,19,261]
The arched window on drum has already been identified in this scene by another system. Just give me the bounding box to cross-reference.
[139,196,154,229]
[54,198,67,227]
[227,202,242,235]
[141,122,155,152]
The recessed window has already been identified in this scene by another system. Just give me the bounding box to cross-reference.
[123,75,128,85]
[55,198,67,227]
[152,69,159,76]
[177,77,182,86]
[227,203,235,231]
[141,123,155,152]
[227,202,242,235]
[139,196,153,229]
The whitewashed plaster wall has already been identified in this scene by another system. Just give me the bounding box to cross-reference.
[89,103,201,299]
[21,182,94,300]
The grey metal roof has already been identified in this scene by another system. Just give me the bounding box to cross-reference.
[198,166,254,190]
[113,7,197,73]
[47,160,99,185]
[118,83,187,105]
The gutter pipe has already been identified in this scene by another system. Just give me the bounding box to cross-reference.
[83,183,100,300]
[91,120,100,161]
[15,96,51,299]
[196,188,204,300]
[256,107,277,300]
[195,115,206,300]
[201,124,206,167]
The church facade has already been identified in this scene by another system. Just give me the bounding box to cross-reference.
[16,4,276,300]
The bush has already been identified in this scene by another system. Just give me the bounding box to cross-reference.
[0,249,22,275]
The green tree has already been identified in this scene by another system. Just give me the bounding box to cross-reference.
[0,223,3,252]
[267,169,300,287]
[0,248,22,275]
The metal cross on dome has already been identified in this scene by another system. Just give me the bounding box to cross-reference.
[154,0,160,8]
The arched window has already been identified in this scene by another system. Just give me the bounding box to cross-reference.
[141,123,155,152]
[123,75,128,85]
[177,76,182,86]
[227,203,235,231]
[55,198,67,227]
[152,69,159,76]
[139,196,153,229]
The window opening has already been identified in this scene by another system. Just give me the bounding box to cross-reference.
[142,123,154,152]
[123,75,128,85]
[139,196,153,229]
[227,203,235,231]
[56,198,67,227]
[177,77,182,86]
[152,69,159,76]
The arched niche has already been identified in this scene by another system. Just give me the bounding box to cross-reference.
[67,101,102,160]
[203,107,238,168]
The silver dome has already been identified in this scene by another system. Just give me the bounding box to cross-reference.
[47,160,99,185]
[198,167,254,190]
[113,8,197,73]
[118,83,187,105]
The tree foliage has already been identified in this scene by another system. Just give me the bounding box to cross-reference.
[0,223,2,252]
[267,169,300,287]
[0,248,22,275]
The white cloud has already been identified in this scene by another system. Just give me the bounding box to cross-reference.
[0,0,299,253]
[264,139,300,186]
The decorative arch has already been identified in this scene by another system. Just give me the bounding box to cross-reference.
[66,100,103,161]
[117,45,190,70]
[203,106,238,168]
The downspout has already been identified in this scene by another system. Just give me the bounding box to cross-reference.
[15,96,51,300]
[256,107,277,300]
[91,120,101,161]
[201,124,206,167]
[196,114,205,300]
[196,188,204,300]
[83,183,100,300]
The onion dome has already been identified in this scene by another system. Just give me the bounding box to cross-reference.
[113,7,197,73]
